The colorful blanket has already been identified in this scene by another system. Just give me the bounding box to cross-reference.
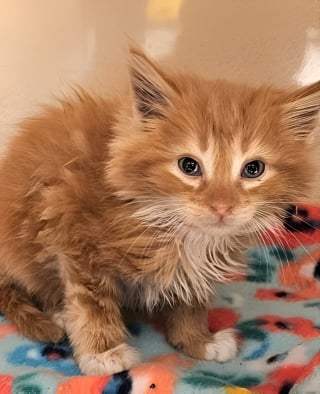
[1,204,320,394]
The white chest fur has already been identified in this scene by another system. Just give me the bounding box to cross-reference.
[123,230,247,311]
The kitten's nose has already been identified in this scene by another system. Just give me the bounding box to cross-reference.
[211,203,233,218]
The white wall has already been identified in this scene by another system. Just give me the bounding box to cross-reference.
[0,0,319,148]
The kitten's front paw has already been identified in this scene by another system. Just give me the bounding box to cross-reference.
[205,328,238,362]
[78,343,140,375]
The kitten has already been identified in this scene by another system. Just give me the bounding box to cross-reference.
[0,47,319,375]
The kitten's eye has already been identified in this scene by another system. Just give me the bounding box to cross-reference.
[178,157,202,176]
[241,160,265,179]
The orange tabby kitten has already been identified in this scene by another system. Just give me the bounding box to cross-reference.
[0,47,319,375]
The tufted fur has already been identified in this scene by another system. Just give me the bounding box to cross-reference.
[0,47,319,375]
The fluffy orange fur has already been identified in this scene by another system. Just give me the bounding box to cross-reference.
[0,47,319,375]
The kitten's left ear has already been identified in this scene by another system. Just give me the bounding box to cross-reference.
[128,46,177,120]
[282,80,320,140]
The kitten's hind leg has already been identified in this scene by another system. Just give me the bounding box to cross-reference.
[0,282,65,342]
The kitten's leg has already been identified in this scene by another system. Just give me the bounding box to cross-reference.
[0,282,64,342]
[63,280,139,375]
[166,303,238,362]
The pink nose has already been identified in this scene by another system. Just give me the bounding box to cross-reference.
[211,204,233,217]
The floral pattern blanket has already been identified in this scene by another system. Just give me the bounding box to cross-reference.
[1,204,320,394]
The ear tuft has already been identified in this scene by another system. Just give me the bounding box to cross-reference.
[128,46,175,120]
[282,81,320,140]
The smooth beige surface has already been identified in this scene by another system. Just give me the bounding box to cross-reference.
[0,0,319,148]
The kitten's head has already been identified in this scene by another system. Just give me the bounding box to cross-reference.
[107,47,320,240]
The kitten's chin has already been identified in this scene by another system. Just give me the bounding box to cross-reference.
[191,221,247,238]
[182,210,268,238]
[209,225,243,237]
[191,214,261,238]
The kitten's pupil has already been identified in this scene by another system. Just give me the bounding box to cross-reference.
[241,160,265,179]
[178,157,202,176]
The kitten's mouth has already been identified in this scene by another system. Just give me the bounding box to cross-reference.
[213,214,236,227]
[186,210,253,235]
[215,219,229,226]
[196,216,241,235]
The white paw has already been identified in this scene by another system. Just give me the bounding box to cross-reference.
[204,328,238,362]
[78,343,140,375]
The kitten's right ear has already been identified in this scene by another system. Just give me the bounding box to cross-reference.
[282,80,320,140]
[128,46,176,120]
